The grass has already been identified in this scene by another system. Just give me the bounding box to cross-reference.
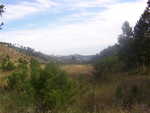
[62,64,150,112]
[0,63,150,113]
[61,64,93,76]
[0,44,30,62]
[0,70,14,88]
[0,70,12,88]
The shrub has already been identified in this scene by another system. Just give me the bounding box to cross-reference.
[93,56,121,81]
[115,79,150,108]
[5,59,75,113]
[1,56,15,71]
[30,61,75,113]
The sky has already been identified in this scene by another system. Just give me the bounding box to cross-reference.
[0,0,147,55]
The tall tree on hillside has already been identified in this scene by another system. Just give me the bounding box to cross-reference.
[133,0,150,68]
[118,21,134,69]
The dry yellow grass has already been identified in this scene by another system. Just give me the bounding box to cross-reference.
[0,70,13,88]
[0,44,32,87]
[61,64,94,76]
[0,44,31,62]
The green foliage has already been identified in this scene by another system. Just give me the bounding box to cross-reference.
[5,59,75,113]
[7,71,26,90]
[94,5,150,75]
[115,79,150,108]
[118,21,135,69]
[2,1,150,113]
[94,55,121,80]
[118,4,150,69]
[130,6,150,69]
[93,45,119,63]
[18,58,28,64]
[3,63,33,113]
[1,55,15,71]
[30,61,75,113]
[17,61,28,73]
[94,2,150,73]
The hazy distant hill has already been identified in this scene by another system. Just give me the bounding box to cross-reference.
[54,54,94,64]
[0,42,94,64]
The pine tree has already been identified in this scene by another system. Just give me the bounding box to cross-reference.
[133,0,150,68]
[118,21,134,69]
[0,4,4,29]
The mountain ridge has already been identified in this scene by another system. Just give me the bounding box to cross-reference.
[0,42,95,64]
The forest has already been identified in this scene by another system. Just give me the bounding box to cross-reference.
[0,0,150,113]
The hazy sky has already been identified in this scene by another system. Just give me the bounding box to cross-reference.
[0,0,147,55]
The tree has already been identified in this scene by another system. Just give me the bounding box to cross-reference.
[118,21,134,69]
[30,61,75,113]
[93,45,121,80]
[132,0,150,69]
[6,59,76,113]
[0,4,4,29]
[1,55,15,71]
[92,44,119,62]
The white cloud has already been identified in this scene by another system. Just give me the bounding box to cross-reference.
[0,0,148,55]
[36,0,58,8]
[4,0,59,21]
[73,0,119,8]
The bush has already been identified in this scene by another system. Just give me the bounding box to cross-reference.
[30,61,76,113]
[1,56,15,71]
[93,56,121,80]
[115,79,150,108]
[5,59,76,113]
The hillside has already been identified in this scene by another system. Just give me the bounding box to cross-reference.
[0,42,95,64]
[0,0,150,112]
[0,42,56,63]
[0,43,30,62]
[55,54,94,64]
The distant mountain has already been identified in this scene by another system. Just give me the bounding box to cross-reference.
[54,54,94,64]
[0,42,55,63]
[0,42,94,64]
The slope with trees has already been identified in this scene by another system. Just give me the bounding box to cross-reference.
[1,0,150,113]
[92,1,150,112]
